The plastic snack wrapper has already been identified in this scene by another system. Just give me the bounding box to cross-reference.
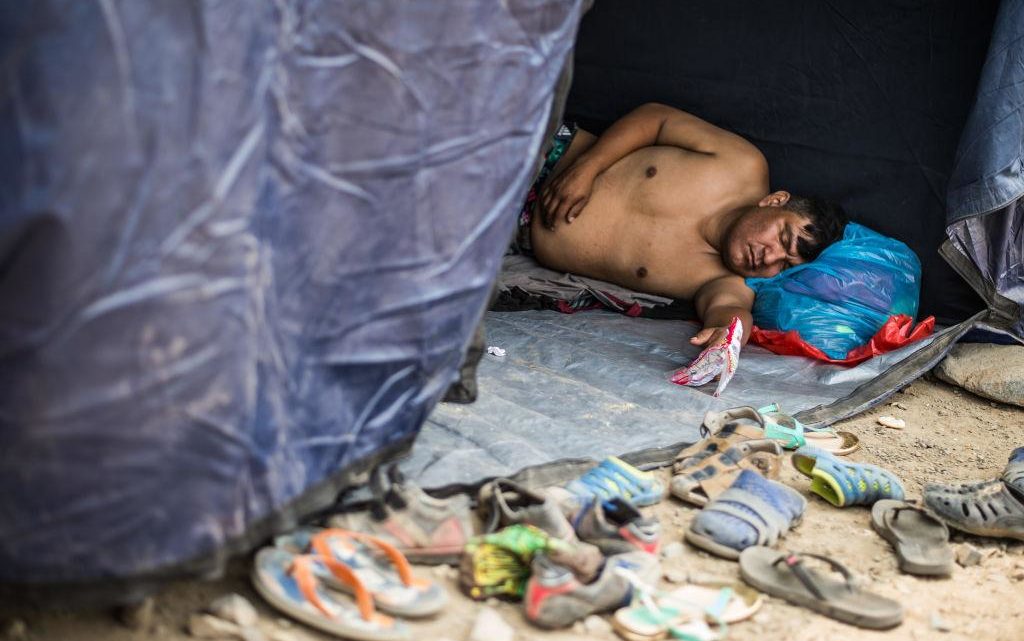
[670,317,743,397]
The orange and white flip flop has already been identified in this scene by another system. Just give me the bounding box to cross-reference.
[276,527,447,619]
[252,547,409,641]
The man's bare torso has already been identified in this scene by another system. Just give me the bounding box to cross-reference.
[531,130,769,300]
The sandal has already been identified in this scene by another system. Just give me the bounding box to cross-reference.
[252,547,409,641]
[672,407,769,471]
[922,453,1024,541]
[612,580,762,641]
[684,469,805,560]
[671,439,783,506]
[792,446,904,507]
[478,478,577,540]
[275,528,446,619]
[739,548,903,630]
[757,403,860,455]
[870,500,953,576]
[327,478,473,565]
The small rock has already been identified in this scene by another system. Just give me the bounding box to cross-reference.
[117,597,155,631]
[956,543,983,567]
[663,568,688,584]
[240,627,268,641]
[660,542,684,559]
[877,416,906,429]
[930,612,952,633]
[584,615,612,635]
[208,593,259,628]
[1,619,27,641]
[486,346,506,357]
[188,613,242,639]
[468,607,514,641]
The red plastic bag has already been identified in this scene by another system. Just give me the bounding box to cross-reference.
[749,315,935,366]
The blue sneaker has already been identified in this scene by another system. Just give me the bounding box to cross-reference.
[565,457,665,508]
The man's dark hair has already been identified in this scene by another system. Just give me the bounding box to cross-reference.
[787,195,848,261]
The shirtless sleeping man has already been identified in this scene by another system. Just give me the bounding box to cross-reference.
[519,103,847,384]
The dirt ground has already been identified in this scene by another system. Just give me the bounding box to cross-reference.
[4,376,1023,641]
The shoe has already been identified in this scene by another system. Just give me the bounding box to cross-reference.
[573,497,660,555]
[685,469,806,560]
[523,551,660,629]
[922,450,1024,541]
[459,524,602,600]
[792,446,904,507]
[479,478,577,541]
[564,457,665,509]
[328,480,474,565]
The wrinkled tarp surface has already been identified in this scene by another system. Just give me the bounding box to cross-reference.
[403,310,951,489]
[0,0,583,585]
[946,0,1024,336]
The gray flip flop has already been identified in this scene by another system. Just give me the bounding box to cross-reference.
[738,548,903,630]
[870,500,952,576]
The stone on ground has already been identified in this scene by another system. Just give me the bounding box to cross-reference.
[468,607,514,641]
[934,344,1024,407]
[208,593,259,627]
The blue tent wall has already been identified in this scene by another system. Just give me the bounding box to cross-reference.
[0,0,583,585]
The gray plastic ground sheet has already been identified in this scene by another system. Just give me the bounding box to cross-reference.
[402,310,945,489]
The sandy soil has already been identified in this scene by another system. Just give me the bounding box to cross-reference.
[4,376,1023,641]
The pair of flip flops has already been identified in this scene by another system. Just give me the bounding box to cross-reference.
[252,528,446,641]
[612,579,763,641]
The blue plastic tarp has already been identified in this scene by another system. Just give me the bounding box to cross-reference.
[0,0,583,585]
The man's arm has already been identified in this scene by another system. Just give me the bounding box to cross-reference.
[542,103,764,225]
[692,275,755,347]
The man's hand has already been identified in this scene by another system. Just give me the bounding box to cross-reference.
[540,158,598,229]
[689,325,730,348]
[671,317,744,397]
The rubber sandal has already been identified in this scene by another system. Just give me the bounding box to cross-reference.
[870,500,953,576]
[671,439,783,506]
[275,529,446,618]
[612,580,762,641]
[922,455,1024,541]
[684,469,805,560]
[757,403,860,455]
[565,456,666,508]
[739,548,903,630]
[251,548,409,641]
[524,551,660,629]
[792,446,904,507]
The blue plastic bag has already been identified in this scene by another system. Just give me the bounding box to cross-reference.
[746,223,922,360]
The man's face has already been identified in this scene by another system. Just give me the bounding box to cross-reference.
[722,208,812,278]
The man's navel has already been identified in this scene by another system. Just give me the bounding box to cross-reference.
[645,166,657,178]
[636,266,648,279]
